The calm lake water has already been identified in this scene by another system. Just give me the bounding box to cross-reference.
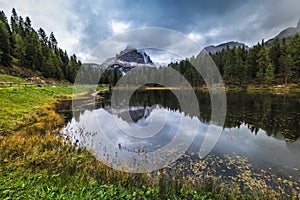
[60,90,300,182]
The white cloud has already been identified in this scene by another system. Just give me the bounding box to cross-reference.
[111,20,131,34]
[0,0,83,56]
[187,28,224,47]
[188,33,204,43]
[145,49,183,66]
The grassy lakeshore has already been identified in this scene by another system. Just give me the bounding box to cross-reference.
[0,85,299,199]
[123,83,300,93]
[193,84,300,93]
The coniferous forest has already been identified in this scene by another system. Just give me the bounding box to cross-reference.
[0,9,81,83]
[169,36,300,87]
[1,9,300,86]
[89,36,300,87]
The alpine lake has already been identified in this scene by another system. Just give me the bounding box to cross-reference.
[58,88,300,194]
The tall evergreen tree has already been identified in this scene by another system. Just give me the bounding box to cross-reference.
[265,63,275,84]
[49,32,57,50]
[18,16,25,36]
[279,54,293,86]
[10,8,18,33]
[269,38,282,75]
[246,44,260,83]
[13,33,26,66]
[38,28,48,44]
[289,34,300,78]
[257,44,271,84]
[0,21,11,66]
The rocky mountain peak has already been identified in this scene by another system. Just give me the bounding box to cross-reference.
[297,18,300,29]
[116,47,153,65]
[100,47,155,74]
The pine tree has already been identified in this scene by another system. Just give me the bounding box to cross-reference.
[223,47,239,84]
[0,8,82,81]
[13,33,26,66]
[10,8,18,33]
[0,21,11,66]
[257,44,271,84]
[38,28,48,44]
[66,54,80,83]
[0,11,11,33]
[246,45,259,83]
[18,16,25,36]
[49,32,57,50]
[269,38,282,75]
[24,17,31,30]
[279,54,293,86]
[289,34,300,78]
[265,64,275,84]
[235,47,247,85]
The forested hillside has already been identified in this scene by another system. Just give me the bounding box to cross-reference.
[169,36,300,86]
[0,9,81,83]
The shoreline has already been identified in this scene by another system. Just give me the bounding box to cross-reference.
[109,84,300,93]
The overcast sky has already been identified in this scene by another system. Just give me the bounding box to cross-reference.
[1,0,300,62]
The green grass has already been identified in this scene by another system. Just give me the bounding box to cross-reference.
[0,85,298,199]
[0,86,74,134]
[0,168,216,200]
[0,74,26,83]
[0,85,102,134]
[1,172,219,200]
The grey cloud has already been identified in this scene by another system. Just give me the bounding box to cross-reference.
[85,28,201,63]
[67,0,300,55]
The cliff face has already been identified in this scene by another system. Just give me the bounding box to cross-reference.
[116,48,153,64]
[98,47,155,74]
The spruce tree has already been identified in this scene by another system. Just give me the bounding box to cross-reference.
[257,44,271,84]
[279,54,293,86]
[265,64,275,84]
[0,21,11,66]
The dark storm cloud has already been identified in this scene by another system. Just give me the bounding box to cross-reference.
[67,0,300,56]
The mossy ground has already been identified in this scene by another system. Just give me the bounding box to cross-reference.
[0,85,298,199]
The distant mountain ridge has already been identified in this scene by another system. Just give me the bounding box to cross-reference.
[204,41,249,54]
[267,18,300,44]
[205,18,300,53]
[274,18,300,39]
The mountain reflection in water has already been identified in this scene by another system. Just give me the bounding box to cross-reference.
[60,90,300,178]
